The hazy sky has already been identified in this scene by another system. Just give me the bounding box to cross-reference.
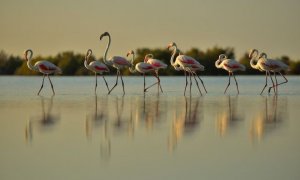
[0,0,299,60]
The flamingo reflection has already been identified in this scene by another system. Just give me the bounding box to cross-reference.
[25,96,60,143]
[216,96,243,136]
[169,96,201,151]
[250,96,285,142]
[85,95,111,161]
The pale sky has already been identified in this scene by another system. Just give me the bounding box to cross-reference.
[0,0,299,60]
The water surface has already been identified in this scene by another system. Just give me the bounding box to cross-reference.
[0,76,300,180]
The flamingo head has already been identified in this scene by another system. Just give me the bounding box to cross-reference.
[249,49,258,59]
[23,49,33,61]
[126,50,134,57]
[218,54,227,61]
[144,54,153,62]
[100,32,110,40]
[167,42,177,50]
[258,52,267,59]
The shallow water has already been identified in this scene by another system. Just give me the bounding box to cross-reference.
[0,76,300,180]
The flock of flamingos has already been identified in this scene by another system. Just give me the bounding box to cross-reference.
[23,32,289,96]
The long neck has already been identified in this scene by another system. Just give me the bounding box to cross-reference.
[215,59,223,69]
[129,53,136,73]
[26,51,38,71]
[170,45,177,66]
[103,35,111,64]
[250,54,259,69]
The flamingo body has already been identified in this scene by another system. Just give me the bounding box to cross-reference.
[87,61,110,74]
[34,60,62,74]
[146,58,167,70]
[217,59,246,73]
[135,62,155,73]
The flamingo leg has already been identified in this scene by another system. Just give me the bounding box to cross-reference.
[37,74,46,95]
[95,73,98,94]
[47,74,55,95]
[196,74,207,93]
[269,72,288,94]
[102,75,110,92]
[144,75,159,92]
[260,71,268,95]
[143,73,146,93]
[232,73,239,94]
[189,71,192,95]
[268,71,276,94]
[192,72,202,96]
[224,72,231,94]
[120,71,125,95]
[184,70,188,96]
[108,70,119,95]
[156,71,163,93]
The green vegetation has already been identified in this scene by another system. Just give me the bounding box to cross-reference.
[1,47,300,76]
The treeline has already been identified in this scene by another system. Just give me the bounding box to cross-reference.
[1,47,300,76]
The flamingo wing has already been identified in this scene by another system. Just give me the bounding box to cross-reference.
[178,55,199,65]
[148,59,167,69]
[112,56,130,66]
[35,61,58,72]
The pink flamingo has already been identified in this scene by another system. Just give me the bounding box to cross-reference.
[249,49,276,94]
[167,42,207,95]
[144,54,167,92]
[127,50,157,93]
[24,49,62,95]
[100,32,131,95]
[215,54,246,94]
[258,52,289,93]
[84,49,110,94]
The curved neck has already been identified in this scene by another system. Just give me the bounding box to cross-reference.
[129,53,136,73]
[170,45,177,66]
[250,53,259,69]
[84,49,92,69]
[215,59,223,68]
[25,50,38,71]
[103,35,111,64]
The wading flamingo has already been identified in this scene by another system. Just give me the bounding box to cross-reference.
[144,54,167,92]
[84,49,110,94]
[249,49,276,95]
[24,49,62,95]
[100,32,131,95]
[258,52,289,94]
[167,42,207,95]
[127,50,157,93]
[215,54,245,94]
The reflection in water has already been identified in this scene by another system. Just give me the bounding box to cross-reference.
[85,95,111,161]
[169,96,202,151]
[250,96,286,142]
[216,96,243,136]
[25,96,60,143]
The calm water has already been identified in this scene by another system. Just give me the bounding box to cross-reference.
[1,76,300,180]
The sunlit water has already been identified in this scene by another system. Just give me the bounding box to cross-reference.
[1,76,300,180]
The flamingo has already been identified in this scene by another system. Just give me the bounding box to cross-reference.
[258,52,289,93]
[167,42,207,95]
[127,50,157,93]
[215,54,246,94]
[24,49,62,95]
[249,49,276,94]
[84,49,110,94]
[144,54,167,92]
[100,32,131,95]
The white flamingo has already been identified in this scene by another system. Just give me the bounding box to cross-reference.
[168,42,207,95]
[258,52,289,93]
[127,50,157,93]
[215,54,246,94]
[249,49,276,94]
[100,32,131,95]
[84,49,110,94]
[24,49,62,95]
[144,54,167,92]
